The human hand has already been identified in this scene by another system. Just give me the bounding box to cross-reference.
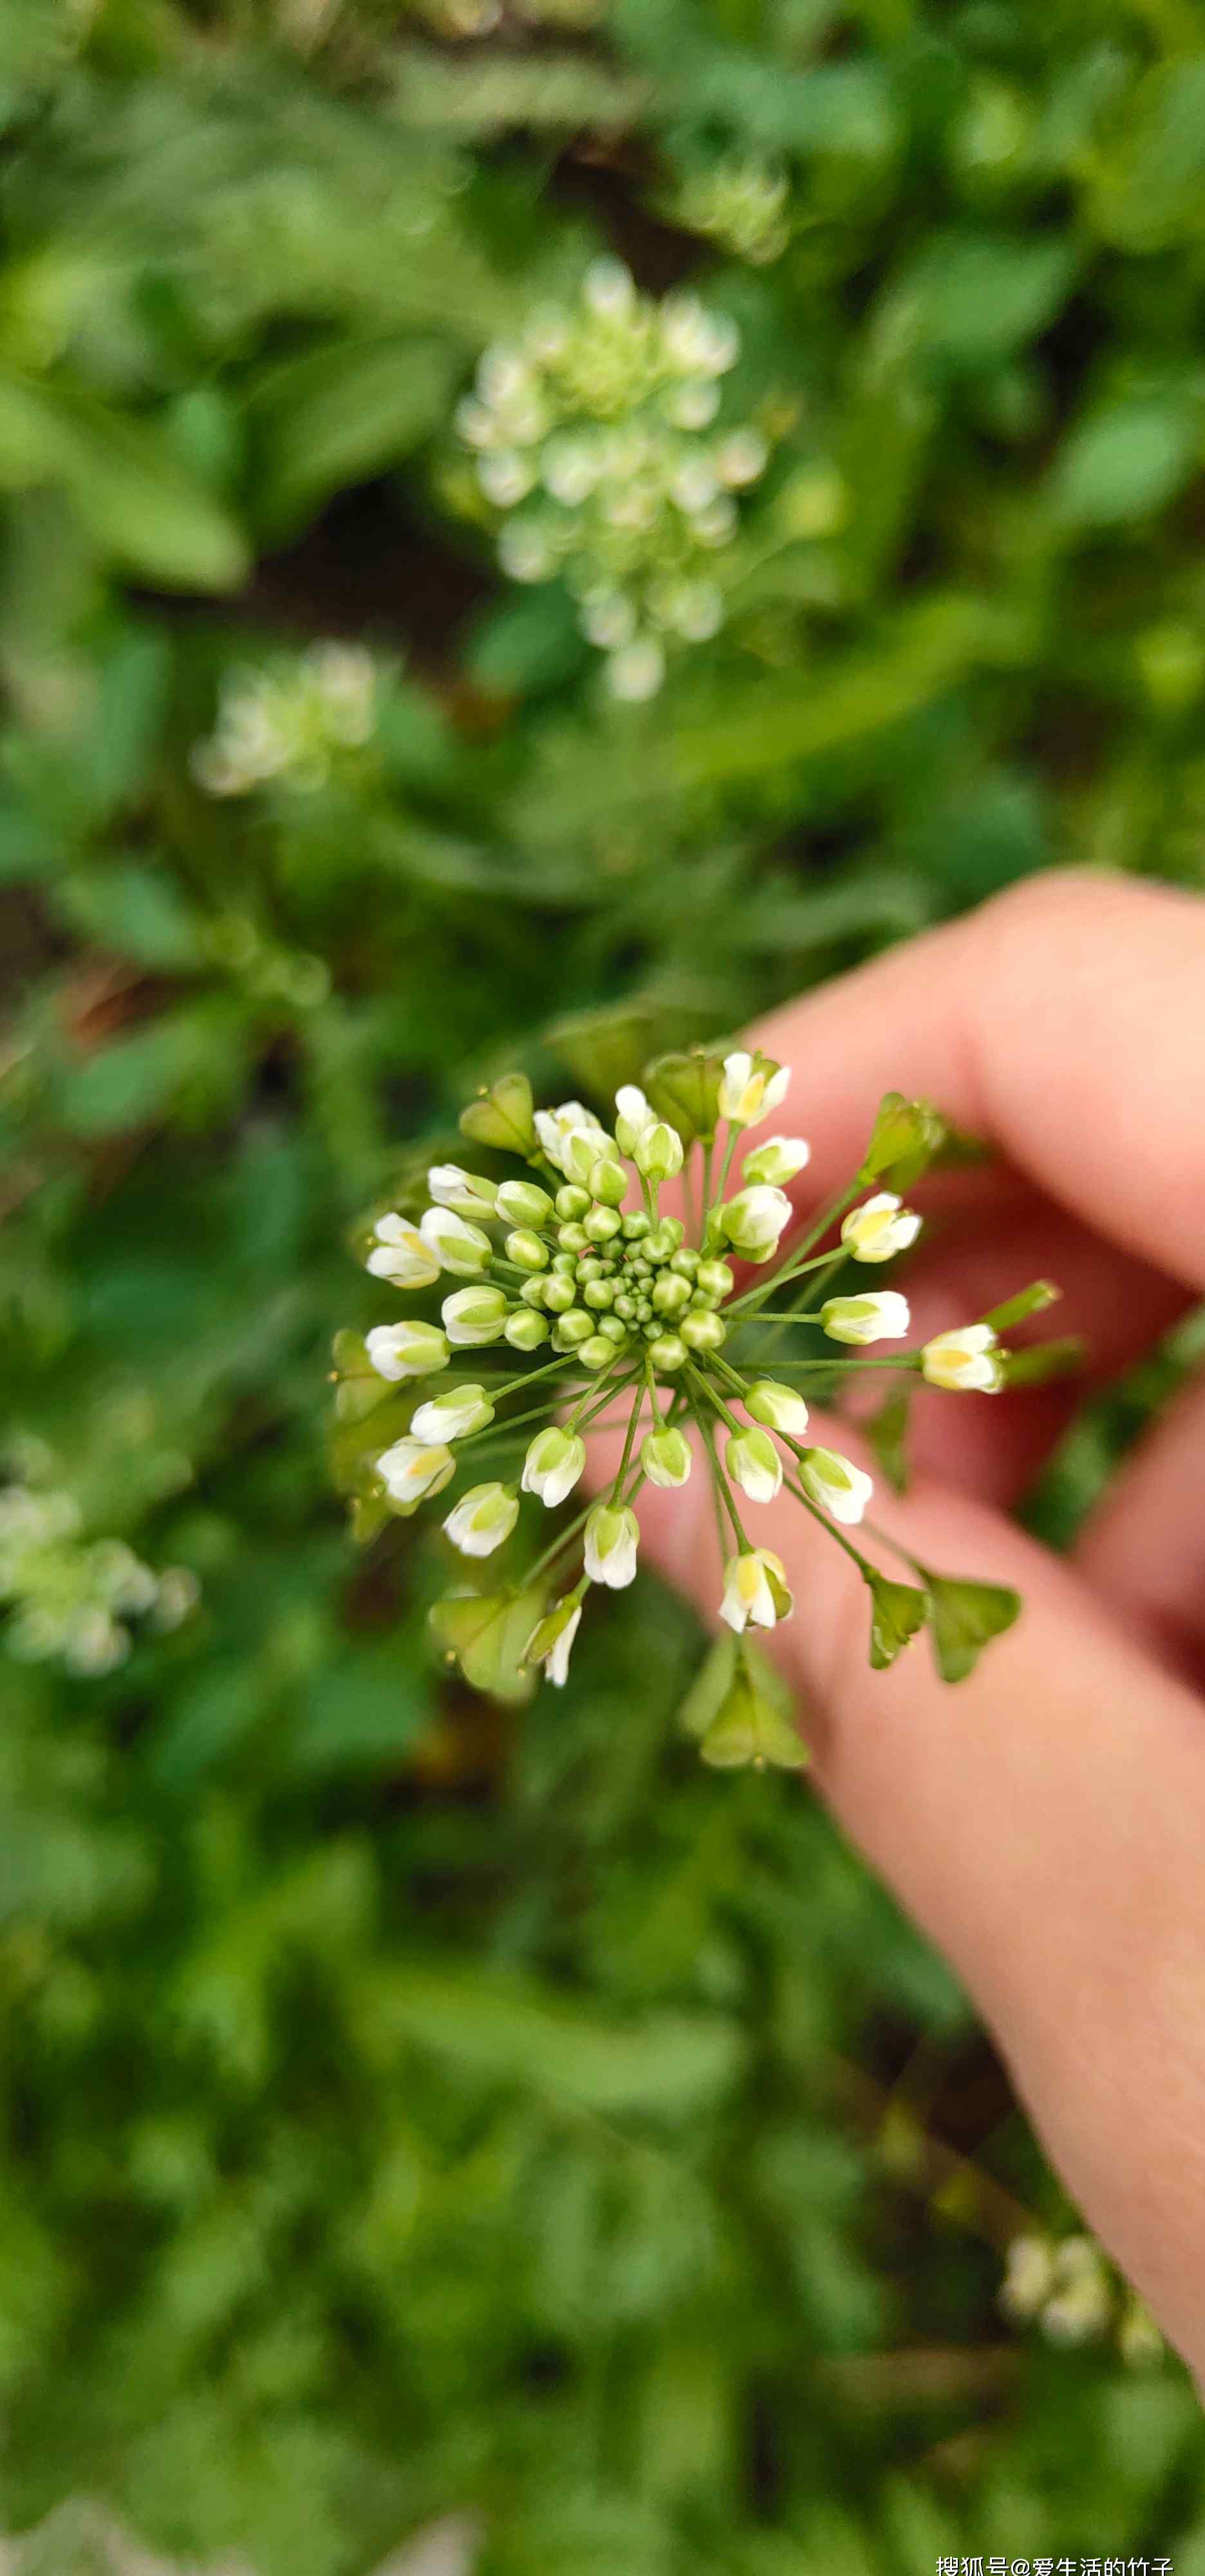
[610,870,1205,2375]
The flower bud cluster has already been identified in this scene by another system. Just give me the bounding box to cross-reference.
[334,1049,1061,1733]
[0,1479,198,1677]
[1000,2232,1163,2366]
[659,159,791,266]
[456,260,772,698]
[191,642,378,798]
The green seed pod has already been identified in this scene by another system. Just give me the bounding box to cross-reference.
[543,1275,577,1314]
[589,1156,628,1208]
[505,1308,550,1350]
[506,1228,549,1273]
[556,1185,592,1221]
[554,1308,594,1347]
[651,1272,691,1318]
[583,1204,622,1244]
[681,1309,726,1354]
[647,1332,687,1372]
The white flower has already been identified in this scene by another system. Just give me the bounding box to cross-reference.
[496,1178,554,1227]
[419,1207,492,1276]
[718,1051,790,1128]
[744,1381,809,1437]
[365,1213,439,1287]
[641,1425,693,1487]
[521,1427,586,1507]
[720,1548,792,1633]
[442,1286,509,1346]
[534,1100,604,1172]
[798,1447,873,1526]
[443,1483,519,1558]
[377,1438,456,1506]
[920,1323,1004,1393]
[427,1164,500,1219]
[820,1293,911,1345]
[410,1384,495,1443]
[840,1192,922,1264]
[365,1322,451,1381]
[716,1184,792,1262]
[726,1428,783,1504]
[1000,2235,1058,2322]
[584,1502,640,1589]
[559,1124,621,1187]
[742,1135,810,1186]
[525,1596,583,1686]
[614,1085,656,1154]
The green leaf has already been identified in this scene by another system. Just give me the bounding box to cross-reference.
[359,1960,747,2116]
[55,1004,241,1137]
[53,862,204,971]
[1092,59,1205,254]
[924,1571,1021,1684]
[24,378,250,591]
[1051,400,1200,532]
[465,585,588,699]
[893,230,1078,372]
[245,336,456,539]
[862,1569,928,1672]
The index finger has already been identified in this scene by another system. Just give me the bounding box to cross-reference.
[756,869,1205,1294]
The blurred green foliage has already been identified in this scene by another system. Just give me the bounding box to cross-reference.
[3,0,1205,2565]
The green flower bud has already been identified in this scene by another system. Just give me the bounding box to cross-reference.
[641,1425,693,1488]
[584,1204,622,1243]
[554,1309,593,1348]
[543,1276,578,1314]
[681,1309,726,1354]
[575,1256,606,1283]
[648,1218,684,1260]
[859,1090,946,1190]
[555,1185,592,1221]
[562,1126,619,1186]
[444,1482,519,1559]
[647,1332,686,1372]
[613,1293,637,1321]
[558,1221,589,1253]
[579,1333,616,1370]
[589,1156,628,1208]
[696,1257,733,1302]
[598,1314,628,1344]
[496,1179,554,1227]
[745,1380,810,1436]
[583,1278,616,1310]
[552,1251,577,1275]
[442,1289,507,1349]
[633,1121,685,1182]
[651,1272,691,1318]
[621,1211,652,1240]
[669,1247,700,1277]
[506,1228,549,1273]
[505,1308,550,1349]
[520,1277,550,1309]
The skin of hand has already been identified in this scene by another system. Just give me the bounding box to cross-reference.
[596,868,1205,2376]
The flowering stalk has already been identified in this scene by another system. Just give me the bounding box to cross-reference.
[333,1054,1070,1748]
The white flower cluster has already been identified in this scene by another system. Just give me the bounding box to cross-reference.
[1000,2232,1163,2366]
[407,0,600,28]
[191,642,378,798]
[0,1481,198,1677]
[336,1050,1051,1728]
[456,259,771,698]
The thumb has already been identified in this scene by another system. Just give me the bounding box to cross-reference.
[592,1406,1205,2374]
